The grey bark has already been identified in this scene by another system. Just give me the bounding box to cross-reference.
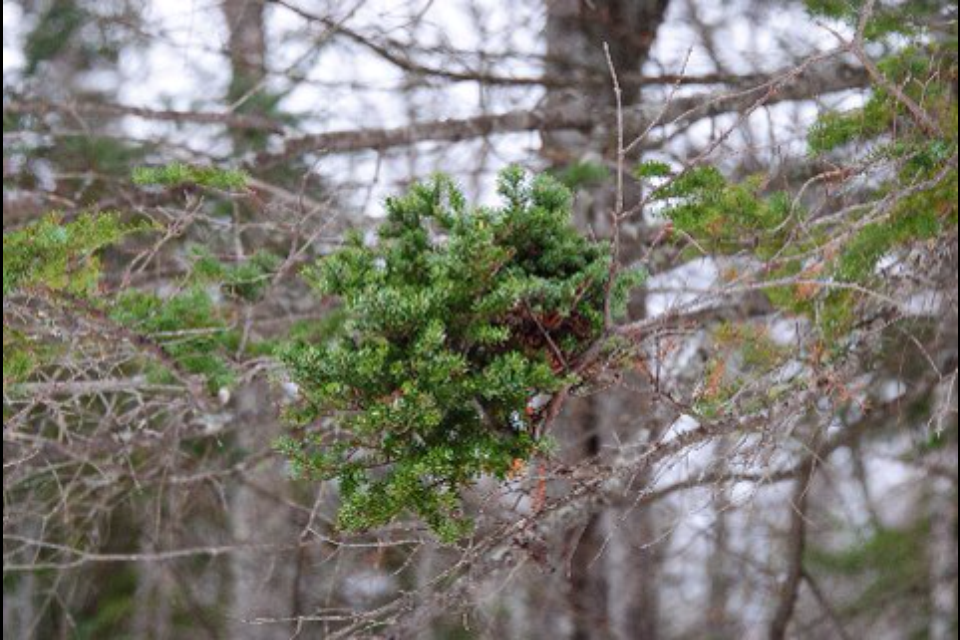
[222,0,268,98]
[767,437,822,640]
[227,379,301,640]
[705,439,736,639]
[542,2,670,639]
[929,431,959,640]
[219,3,302,637]
[929,237,959,640]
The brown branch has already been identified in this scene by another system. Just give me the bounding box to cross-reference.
[328,412,772,639]
[846,0,944,138]
[30,288,220,413]
[254,58,869,166]
[768,432,824,640]
[5,98,286,134]
[1,532,421,573]
[267,0,776,91]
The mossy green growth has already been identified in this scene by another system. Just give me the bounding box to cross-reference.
[278,167,646,541]
[133,163,249,191]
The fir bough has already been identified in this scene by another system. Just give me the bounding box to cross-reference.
[636,27,957,347]
[110,288,240,392]
[133,163,249,192]
[279,167,645,541]
[3,212,143,298]
[3,212,150,388]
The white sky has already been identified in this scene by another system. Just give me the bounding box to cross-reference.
[3,0,862,212]
[3,1,25,75]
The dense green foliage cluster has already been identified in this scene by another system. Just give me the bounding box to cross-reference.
[278,167,645,540]
[4,0,955,552]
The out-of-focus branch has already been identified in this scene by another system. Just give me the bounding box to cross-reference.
[254,57,868,166]
[5,98,286,134]
[767,436,822,640]
[328,408,778,638]
[269,0,789,91]
[8,377,180,397]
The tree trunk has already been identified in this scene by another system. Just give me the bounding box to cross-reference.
[929,241,959,640]
[705,440,736,639]
[222,0,268,101]
[227,379,300,639]
[219,4,302,637]
[542,2,670,639]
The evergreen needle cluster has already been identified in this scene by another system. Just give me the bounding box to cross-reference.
[278,167,646,541]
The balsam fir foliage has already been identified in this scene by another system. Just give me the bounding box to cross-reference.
[805,0,949,42]
[110,288,240,392]
[2,211,270,394]
[107,248,284,392]
[636,13,957,347]
[133,163,249,192]
[3,212,143,298]
[189,246,282,302]
[3,212,148,388]
[807,37,956,337]
[279,167,645,541]
[640,165,794,259]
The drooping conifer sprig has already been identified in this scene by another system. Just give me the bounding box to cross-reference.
[278,166,646,541]
[634,11,957,348]
[3,166,282,396]
[3,213,150,388]
[132,162,249,192]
